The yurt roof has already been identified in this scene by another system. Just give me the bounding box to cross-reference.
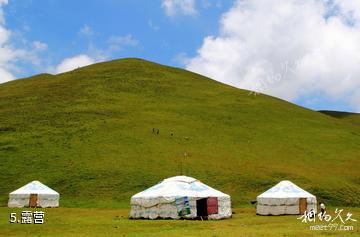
[132,175,229,199]
[257,180,315,198]
[10,181,59,195]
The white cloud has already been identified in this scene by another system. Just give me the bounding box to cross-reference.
[0,67,14,83]
[186,0,360,111]
[0,4,135,84]
[0,1,48,83]
[32,41,48,51]
[148,19,160,31]
[0,0,15,83]
[53,34,139,75]
[173,52,191,66]
[334,0,360,24]
[83,34,139,62]
[79,24,93,36]
[107,34,138,52]
[0,24,9,45]
[108,34,138,48]
[55,54,95,74]
[161,0,196,16]
[201,0,222,9]
[351,89,360,112]
[0,0,8,25]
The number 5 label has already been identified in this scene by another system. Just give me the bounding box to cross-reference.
[9,213,16,223]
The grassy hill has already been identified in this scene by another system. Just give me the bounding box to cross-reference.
[319,110,360,126]
[0,58,359,207]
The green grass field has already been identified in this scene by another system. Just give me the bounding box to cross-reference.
[0,207,358,236]
[320,110,360,126]
[0,58,359,212]
[0,58,359,208]
[0,58,359,236]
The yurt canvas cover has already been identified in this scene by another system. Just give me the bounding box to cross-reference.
[256,180,317,215]
[8,181,59,208]
[130,176,232,219]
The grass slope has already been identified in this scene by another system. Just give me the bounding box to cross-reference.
[0,207,358,236]
[319,110,360,126]
[0,58,359,207]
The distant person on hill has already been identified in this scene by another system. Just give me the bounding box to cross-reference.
[320,202,326,218]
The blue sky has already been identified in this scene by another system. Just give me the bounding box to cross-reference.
[1,0,360,113]
[2,0,229,75]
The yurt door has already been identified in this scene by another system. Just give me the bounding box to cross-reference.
[29,194,38,208]
[207,197,218,215]
[299,198,307,214]
[196,198,208,218]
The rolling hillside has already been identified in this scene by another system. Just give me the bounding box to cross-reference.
[320,110,360,126]
[0,58,359,207]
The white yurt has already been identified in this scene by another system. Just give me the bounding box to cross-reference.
[130,176,232,220]
[256,180,317,215]
[8,181,60,208]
